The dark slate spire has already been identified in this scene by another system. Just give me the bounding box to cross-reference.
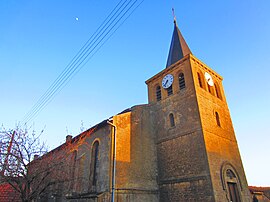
[166,19,192,68]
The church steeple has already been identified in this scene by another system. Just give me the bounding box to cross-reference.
[166,19,192,68]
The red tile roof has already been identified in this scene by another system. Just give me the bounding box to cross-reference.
[0,183,21,202]
[249,186,270,192]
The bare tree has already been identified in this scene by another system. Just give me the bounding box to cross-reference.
[0,125,71,202]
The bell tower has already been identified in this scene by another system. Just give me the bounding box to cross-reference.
[146,20,251,201]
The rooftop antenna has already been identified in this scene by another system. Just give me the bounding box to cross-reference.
[80,120,85,132]
[66,126,69,135]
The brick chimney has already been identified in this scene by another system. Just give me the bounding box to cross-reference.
[66,135,73,144]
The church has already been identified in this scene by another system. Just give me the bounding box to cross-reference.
[36,19,251,202]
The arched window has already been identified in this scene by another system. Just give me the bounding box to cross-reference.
[215,83,222,100]
[167,86,173,96]
[215,111,221,127]
[90,141,99,186]
[197,72,204,88]
[169,113,175,127]
[207,83,215,95]
[178,73,186,90]
[156,86,162,101]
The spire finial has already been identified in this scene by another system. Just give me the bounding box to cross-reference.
[166,12,192,68]
[172,8,176,23]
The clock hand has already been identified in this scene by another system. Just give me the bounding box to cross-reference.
[165,80,168,86]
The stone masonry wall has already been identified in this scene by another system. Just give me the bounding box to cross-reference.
[147,56,215,202]
[113,106,159,201]
[190,56,251,202]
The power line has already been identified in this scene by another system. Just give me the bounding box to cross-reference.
[24,0,142,123]
[22,0,144,124]
[23,0,129,123]
[23,0,132,123]
[23,0,126,122]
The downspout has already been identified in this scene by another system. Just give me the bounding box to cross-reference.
[107,120,116,202]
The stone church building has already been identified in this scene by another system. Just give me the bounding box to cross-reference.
[38,20,251,202]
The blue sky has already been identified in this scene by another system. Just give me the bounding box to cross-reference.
[1,0,269,186]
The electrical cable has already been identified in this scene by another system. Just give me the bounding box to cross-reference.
[22,0,144,124]
[23,0,131,123]
[23,0,129,123]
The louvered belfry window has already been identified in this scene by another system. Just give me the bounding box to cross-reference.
[156,86,162,101]
[167,86,173,96]
[178,73,186,90]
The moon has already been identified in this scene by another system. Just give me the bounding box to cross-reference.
[75,17,79,21]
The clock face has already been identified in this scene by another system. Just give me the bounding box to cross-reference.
[162,74,174,89]
[204,72,214,86]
